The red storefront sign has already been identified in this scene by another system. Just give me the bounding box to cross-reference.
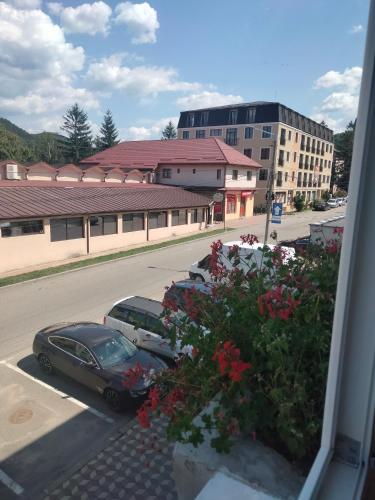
[241,191,253,198]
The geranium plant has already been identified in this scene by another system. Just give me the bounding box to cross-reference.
[126,235,340,468]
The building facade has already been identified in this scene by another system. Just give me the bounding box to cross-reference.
[0,183,209,274]
[177,102,334,211]
[82,138,260,222]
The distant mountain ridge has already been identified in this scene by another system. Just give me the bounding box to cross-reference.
[0,117,66,144]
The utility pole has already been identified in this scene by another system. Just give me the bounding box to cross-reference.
[263,137,278,245]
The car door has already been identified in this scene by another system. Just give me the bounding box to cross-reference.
[106,304,137,343]
[71,342,106,393]
[48,336,80,376]
[143,315,174,358]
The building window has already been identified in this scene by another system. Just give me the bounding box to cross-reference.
[323,175,326,183]
[294,152,297,162]
[200,111,209,127]
[327,175,330,184]
[193,168,196,174]
[259,169,268,181]
[187,113,195,127]
[280,128,286,145]
[260,148,270,160]
[232,169,238,180]
[210,129,222,136]
[326,143,329,152]
[1,219,44,238]
[324,160,327,168]
[182,131,190,139]
[217,169,222,180]
[226,128,237,146]
[292,171,295,182]
[177,168,180,173]
[329,144,333,154]
[276,171,283,187]
[50,217,84,242]
[162,168,171,178]
[262,125,272,138]
[286,151,290,162]
[246,107,256,123]
[90,215,117,237]
[244,148,252,158]
[191,208,205,223]
[295,132,299,142]
[123,213,145,232]
[288,130,292,141]
[285,172,288,182]
[196,129,206,139]
[328,161,331,169]
[245,127,253,139]
[228,109,238,125]
[149,211,168,229]
[226,195,237,214]
[172,210,187,226]
[247,170,252,181]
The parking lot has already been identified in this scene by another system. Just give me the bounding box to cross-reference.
[0,348,133,499]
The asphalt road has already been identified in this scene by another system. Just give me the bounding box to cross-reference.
[0,207,345,360]
[0,207,344,499]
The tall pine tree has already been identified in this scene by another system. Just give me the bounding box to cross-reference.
[161,121,177,140]
[61,103,93,163]
[97,110,119,151]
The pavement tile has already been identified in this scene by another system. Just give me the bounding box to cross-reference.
[45,417,177,500]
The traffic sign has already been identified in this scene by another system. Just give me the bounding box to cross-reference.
[271,202,283,224]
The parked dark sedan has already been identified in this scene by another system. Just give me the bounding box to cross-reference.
[313,200,328,211]
[33,322,167,410]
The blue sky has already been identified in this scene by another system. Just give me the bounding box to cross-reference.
[0,0,369,138]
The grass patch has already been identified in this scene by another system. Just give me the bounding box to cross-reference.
[0,228,234,288]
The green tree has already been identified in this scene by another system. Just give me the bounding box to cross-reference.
[34,132,64,164]
[333,120,356,191]
[161,121,177,140]
[97,110,120,151]
[61,103,93,163]
[0,126,35,162]
[293,193,304,212]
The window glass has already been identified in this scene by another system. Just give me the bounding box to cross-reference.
[259,169,268,181]
[50,218,67,242]
[262,125,272,138]
[244,148,252,158]
[182,131,189,139]
[246,107,256,123]
[162,168,171,178]
[126,309,147,329]
[90,215,117,237]
[75,343,95,363]
[67,218,84,240]
[50,336,76,356]
[149,211,168,229]
[210,129,222,136]
[92,333,137,368]
[108,304,129,322]
[172,210,187,226]
[123,213,145,232]
[196,130,206,139]
[147,316,167,337]
[247,170,252,181]
[191,208,205,224]
[232,170,238,180]
[1,219,44,238]
[216,169,222,180]
[260,148,270,160]
[245,127,253,139]
[225,128,237,146]
[226,195,237,214]
[228,109,238,125]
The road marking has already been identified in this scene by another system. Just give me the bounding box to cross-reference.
[0,468,24,496]
[0,360,114,424]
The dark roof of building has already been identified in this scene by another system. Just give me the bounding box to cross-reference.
[0,183,210,220]
[81,138,260,169]
[180,101,273,112]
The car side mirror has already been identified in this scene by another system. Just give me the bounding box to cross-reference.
[86,360,97,369]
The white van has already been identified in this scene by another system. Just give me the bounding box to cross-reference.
[189,241,295,282]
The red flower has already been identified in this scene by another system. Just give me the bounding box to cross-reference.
[137,404,150,428]
[240,234,259,245]
[123,362,144,389]
[229,360,252,382]
[326,240,339,254]
[258,286,300,321]
[213,341,251,382]
[148,386,160,410]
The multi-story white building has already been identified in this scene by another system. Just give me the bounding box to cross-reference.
[177,101,334,211]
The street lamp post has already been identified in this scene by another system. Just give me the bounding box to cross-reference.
[263,137,278,245]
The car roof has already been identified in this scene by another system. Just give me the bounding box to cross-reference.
[170,280,214,294]
[42,322,121,347]
[113,296,164,316]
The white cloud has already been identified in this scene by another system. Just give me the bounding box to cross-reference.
[86,54,201,95]
[0,3,99,131]
[114,1,159,44]
[176,91,244,110]
[124,116,178,140]
[52,1,112,36]
[312,66,362,132]
[349,24,364,34]
[314,67,362,92]
[6,0,41,9]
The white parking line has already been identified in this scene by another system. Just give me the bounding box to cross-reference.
[0,360,114,424]
[0,468,24,496]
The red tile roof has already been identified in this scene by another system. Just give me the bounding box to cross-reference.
[81,138,260,169]
[0,184,210,220]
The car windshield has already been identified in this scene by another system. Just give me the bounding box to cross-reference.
[91,332,137,368]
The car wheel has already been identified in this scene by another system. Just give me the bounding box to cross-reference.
[104,388,122,411]
[193,274,205,283]
[38,353,53,374]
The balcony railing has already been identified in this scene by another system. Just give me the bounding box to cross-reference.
[278,158,284,166]
[225,138,237,146]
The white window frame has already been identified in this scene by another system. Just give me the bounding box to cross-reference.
[300,5,375,498]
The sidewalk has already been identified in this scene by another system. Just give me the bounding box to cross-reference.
[44,417,177,500]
